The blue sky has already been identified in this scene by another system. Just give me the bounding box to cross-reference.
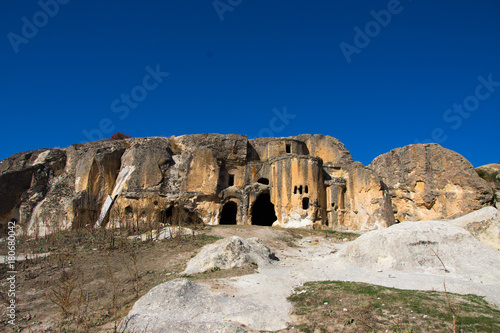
[1,0,499,167]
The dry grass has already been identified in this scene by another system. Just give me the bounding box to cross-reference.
[285,281,500,333]
[0,228,222,332]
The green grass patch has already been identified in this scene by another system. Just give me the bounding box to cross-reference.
[284,228,360,241]
[476,168,499,183]
[190,234,222,242]
[287,281,500,332]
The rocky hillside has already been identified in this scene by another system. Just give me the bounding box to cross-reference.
[0,135,495,236]
[476,163,500,207]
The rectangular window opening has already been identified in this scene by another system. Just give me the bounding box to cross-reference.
[228,174,235,186]
[285,144,291,153]
[302,197,310,209]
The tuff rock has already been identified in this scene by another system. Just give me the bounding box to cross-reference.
[369,143,494,222]
[337,218,500,277]
[182,236,277,275]
[0,135,494,236]
[118,278,248,333]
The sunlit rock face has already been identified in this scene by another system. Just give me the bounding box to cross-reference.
[370,143,494,222]
[0,135,492,236]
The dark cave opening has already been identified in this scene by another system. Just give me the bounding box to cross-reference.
[220,201,238,225]
[251,193,277,226]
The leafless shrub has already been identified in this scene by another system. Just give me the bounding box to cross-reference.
[105,263,121,332]
[49,267,79,317]
[123,244,140,299]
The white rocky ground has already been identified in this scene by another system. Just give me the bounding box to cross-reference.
[443,206,500,250]
[119,208,500,332]
[127,226,195,242]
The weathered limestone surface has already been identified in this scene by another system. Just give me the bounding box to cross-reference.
[118,278,248,333]
[369,144,494,222]
[476,163,500,208]
[295,134,354,167]
[444,206,500,250]
[183,236,276,274]
[0,136,494,236]
[341,162,395,230]
[119,137,171,191]
[0,149,66,235]
[337,219,500,276]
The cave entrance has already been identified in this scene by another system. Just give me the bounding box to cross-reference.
[159,206,173,225]
[251,193,277,226]
[220,201,237,225]
[257,178,269,185]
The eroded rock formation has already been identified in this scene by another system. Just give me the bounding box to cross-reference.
[476,163,500,208]
[0,135,494,236]
[369,144,494,222]
[182,236,276,274]
[118,278,248,333]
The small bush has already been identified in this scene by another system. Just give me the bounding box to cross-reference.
[476,169,486,178]
[476,168,500,183]
[109,132,131,140]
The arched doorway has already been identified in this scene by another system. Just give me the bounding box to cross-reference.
[220,201,237,225]
[251,193,277,226]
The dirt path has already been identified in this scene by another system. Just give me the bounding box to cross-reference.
[197,232,500,332]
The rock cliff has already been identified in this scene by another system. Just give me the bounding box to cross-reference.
[0,136,494,236]
[369,144,494,221]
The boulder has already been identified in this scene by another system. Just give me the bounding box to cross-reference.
[444,206,500,250]
[337,218,500,278]
[118,278,247,333]
[370,143,494,222]
[183,236,277,274]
